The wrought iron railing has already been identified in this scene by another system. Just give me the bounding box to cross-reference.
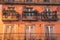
[2,10,20,21]
[22,10,38,21]
[0,33,59,40]
[2,9,60,22]
[2,14,59,22]
[41,11,58,21]
[0,0,60,4]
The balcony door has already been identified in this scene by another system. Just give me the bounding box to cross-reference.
[3,24,15,40]
[25,25,35,40]
[45,24,55,40]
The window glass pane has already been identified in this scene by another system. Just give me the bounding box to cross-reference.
[44,0,50,2]
[26,0,32,2]
[45,25,54,34]
[4,24,14,33]
[25,25,35,33]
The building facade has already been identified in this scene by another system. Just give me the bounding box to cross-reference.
[0,0,60,40]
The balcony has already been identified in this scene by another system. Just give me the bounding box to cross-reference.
[22,11,38,21]
[41,11,58,21]
[2,0,60,5]
[22,7,38,21]
[2,10,20,22]
[0,33,59,40]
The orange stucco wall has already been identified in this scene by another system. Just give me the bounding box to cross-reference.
[0,4,60,40]
[1,4,60,33]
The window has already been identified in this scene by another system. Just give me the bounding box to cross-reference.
[3,24,18,40]
[45,25,54,34]
[25,0,32,2]
[23,7,37,16]
[45,7,50,11]
[25,25,35,33]
[45,24,54,33]
[42,7,57,21]
[44,0,50,2]
[24,7,33,12]
[45,24,54,37]
[3,24,14,39]
[7,6,15,10]
[25,25,35,40]
[43,7,51,19]
[4,24,14,33]
[44,24,55,40]
[24,13,37,16]
[45,8,51,17]
[15,0,20,2]
[3,6,16,17]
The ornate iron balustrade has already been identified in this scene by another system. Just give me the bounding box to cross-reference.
[0,0,60,4]
[2,10,20,22]
[41,11,58,21]
[22,10,39,21]
[2,10,59,22]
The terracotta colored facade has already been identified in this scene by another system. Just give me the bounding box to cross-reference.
[0,0,60,40]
